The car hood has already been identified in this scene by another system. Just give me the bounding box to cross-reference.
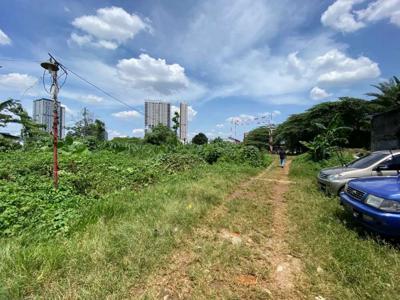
[320,166,357,176]
[349,176,400,201]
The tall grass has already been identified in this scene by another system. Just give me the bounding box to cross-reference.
[0,162,260,298]
[287,154,400,299]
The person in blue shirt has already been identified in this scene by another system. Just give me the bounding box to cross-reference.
[279,148,286,168]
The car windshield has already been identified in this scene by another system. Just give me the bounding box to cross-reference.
[347,153,388,169]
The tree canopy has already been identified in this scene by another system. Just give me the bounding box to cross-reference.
[144,124,178,145]
[192,133,208,145]
[243,126,270,150]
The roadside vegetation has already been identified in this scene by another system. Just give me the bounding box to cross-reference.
[287,154,400,299]
[0,104,271,297]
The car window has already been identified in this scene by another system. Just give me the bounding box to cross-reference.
[347,153,388,169]
[384,155,400,169]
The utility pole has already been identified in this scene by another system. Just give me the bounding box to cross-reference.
[41,55,60,189]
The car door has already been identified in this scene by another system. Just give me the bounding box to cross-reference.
[372,155,400,176]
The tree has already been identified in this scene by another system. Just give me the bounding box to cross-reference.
[274,97,381,151]
[68,108,106,141]
[144,124,178,145]
[368,76,400,110]
[243,126,271,150]
[192,133,208,145]
[300,115,351,161]
[172,111,180,135]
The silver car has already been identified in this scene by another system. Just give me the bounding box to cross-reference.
[318,150,400,195]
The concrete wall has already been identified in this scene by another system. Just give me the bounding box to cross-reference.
[371,108,400,151]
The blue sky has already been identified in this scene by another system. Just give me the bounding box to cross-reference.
[0,0,399,140]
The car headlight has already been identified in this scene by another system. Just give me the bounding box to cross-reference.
[380,200,400,213]
[365,195,400,213]
[328,174,341,180]
[365,194,384,208]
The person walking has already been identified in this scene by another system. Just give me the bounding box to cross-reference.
[278,148,286,168]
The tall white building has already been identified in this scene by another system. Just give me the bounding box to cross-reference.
[33,98,65,138]
[144,101,171,132]
[179,102,188,142]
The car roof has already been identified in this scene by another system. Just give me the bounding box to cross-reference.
[372,150,400,155]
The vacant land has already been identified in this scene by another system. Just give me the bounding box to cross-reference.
[2,149,400,299]
[0,143,269,298]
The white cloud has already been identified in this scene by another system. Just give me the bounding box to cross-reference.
[310,86,332,100]
[117,54,189,94]
[321,0,365,32]
[132,128,144,136]
[69,33,118,50]
[357,0,400,26]
[0,29,11,45]
[108,129,127,139]
[272,110,282,116]
[0,73,37,91]
[70,6,150,49]
[314,49,380,85]
[288,49,380,86]
[112,110,141,119]
[216,123,224,128]
[321,0,400,32]
[171,105,197,121]
[70,94,103,104]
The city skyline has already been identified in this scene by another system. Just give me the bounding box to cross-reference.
[0,1,399,140]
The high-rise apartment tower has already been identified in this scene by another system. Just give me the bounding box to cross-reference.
[33,98,65,138]
[179,102,188,142]
[144,101,171,132]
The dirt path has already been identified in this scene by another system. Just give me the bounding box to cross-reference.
[131,158,304,299]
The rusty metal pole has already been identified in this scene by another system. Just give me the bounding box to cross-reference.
[50,65,59,189]
[42,57,60,189]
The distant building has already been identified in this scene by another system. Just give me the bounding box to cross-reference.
[179,102,188,142]
[371,107,400,151]
[144,101,171,132]
[33,98,65,138]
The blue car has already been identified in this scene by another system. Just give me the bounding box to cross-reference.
[340,174,400,237]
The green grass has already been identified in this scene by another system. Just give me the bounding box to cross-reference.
[287,154,400,299]
[0,161,261,299]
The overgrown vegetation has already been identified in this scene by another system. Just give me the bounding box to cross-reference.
[274,76,400,153]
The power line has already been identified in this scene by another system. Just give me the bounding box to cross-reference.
[48,53,141,113]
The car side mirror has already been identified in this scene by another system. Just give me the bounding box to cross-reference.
[375,164,390,171]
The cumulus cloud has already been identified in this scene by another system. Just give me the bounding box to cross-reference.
[132,128,144,136]
[70,6,150,49]
[0,29,11,45]
[117,54,189,94]
[171,105,197,121]
[321,0,365,32]
[321,0,400,32]
[310,86,332,100]
[108,130,127,139]
[112,110,141,119]
[0,73,37,91]
[74,94,103,103]
[288,49,380,86]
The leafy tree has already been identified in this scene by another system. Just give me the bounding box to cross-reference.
[68,108,106,141]
[192,132,208,145]
[172,111,180,135]
[368,76,400,110]
[144,124,178,145]
[243,126,271,150]
[300,115,351,161]
[211,137,224,144]
[274,97,382,151]
[0,99,20,141]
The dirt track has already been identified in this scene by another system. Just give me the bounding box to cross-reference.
[131,158,304,299]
